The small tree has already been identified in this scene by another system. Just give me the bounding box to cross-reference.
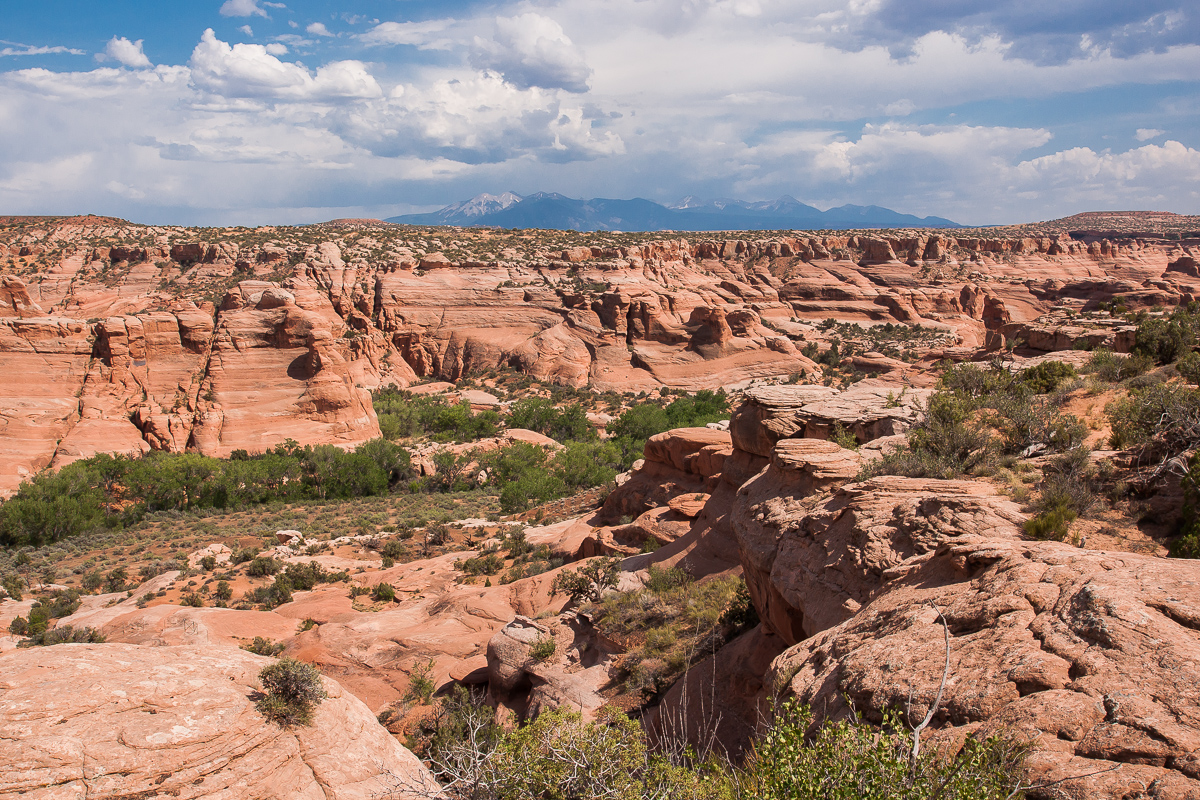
[257,657,328,727]
[551,557,622,604]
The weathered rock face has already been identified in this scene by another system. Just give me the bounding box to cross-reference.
[729,384,932,456]
[733,473,1026,645]
[769,537,1200,799]
[0,643,434,799]
[601,427,732,522]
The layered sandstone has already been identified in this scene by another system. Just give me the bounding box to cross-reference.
[0,643,434,799]
[2,217,1198,494]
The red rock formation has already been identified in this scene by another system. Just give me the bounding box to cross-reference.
[0,643,434,799]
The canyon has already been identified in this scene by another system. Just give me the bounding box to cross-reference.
[3,212,1200,799]
[2,213,1199,497]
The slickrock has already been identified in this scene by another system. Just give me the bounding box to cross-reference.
[769,537,1200,799]
[0,643,434,799]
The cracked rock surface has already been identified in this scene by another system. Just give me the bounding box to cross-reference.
[0,643,433,799]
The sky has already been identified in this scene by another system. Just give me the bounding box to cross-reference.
[1,0,1198,226]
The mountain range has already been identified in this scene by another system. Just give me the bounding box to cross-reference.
[385,192,962,231]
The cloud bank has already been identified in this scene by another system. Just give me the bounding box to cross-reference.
[0,1,1197,225]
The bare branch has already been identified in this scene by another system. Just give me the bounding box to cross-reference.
[911,602,951,767]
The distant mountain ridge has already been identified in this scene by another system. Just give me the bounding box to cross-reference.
[387,192,961,231]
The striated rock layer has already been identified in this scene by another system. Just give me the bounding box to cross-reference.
[0,643,434,799]
[2,217,1199,494]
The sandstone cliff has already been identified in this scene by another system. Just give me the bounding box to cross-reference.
[2,215,1198,500]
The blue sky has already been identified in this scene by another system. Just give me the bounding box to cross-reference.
[1,0,1198,225]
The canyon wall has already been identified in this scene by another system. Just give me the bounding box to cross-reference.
[2,216,1199,495]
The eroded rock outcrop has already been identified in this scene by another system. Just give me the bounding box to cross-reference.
[2,215,1197,496]
[0,643,434,799]
[769,537,1200,799]
[734,473,1026,645]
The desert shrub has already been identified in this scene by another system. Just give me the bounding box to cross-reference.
[507,398,593,442]
[1169,454,1200,558]
[745,701,1027,800]
[1085,349,1152,382]
[405,657,437,704]
[1177,351,1200,384]
[2,573,22,601]
[215,580,233,601]
[645,563,692,593]
[180,592,204,607]
[200,555,217,571]
[1132,302,1200,365]
[530,635,556,662]
[283,560,332,591]
[246,575,293,609]
[246,556,281,578]
[1019,360,1076,394]
[242,636,286,656]
[0,436,415,549]
[81,570,103,592]
[1107,383,1200,454]
[551,557,622,604]
[606,390,731,467]
[257,657,328,727]
[20,624,106,647]
[105,566,128,593]
[372,582,397,603]
[987,394,1086,455]
[595,573,746,698]
[1024,507,1077,541]
[867,393,995,479]
[373,388,499,443]
[458,552,504,576]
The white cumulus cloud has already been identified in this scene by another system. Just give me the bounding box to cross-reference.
[472,13,592,93]
[219,0,286,19]
[307,22,334,37]
[103,37,152,69]
[1136,128,1166,141]
[188,29,381,101]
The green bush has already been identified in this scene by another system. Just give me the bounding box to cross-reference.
[507,398,593,442]
[1132,303,1200,365]
[867,393,995,479]
[1018,360,1076,394]
[372,582,397,603]
[373,388,499,443]
[19,624,106,647]
[1024,507,1077,541]
[0,438,414,549]
[1085,349,1151,382]
[246,556,281,578]
[2,573,22,601]
[242,636,286,656]
[1107,383,1200,452]
[530,635,556,662]
[551,557,622,604]
[405,657,437,704]
[257,657,328,727]
[746,701,1027,800]
[1176,351,1200,385]
[1170,454,1200,558]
